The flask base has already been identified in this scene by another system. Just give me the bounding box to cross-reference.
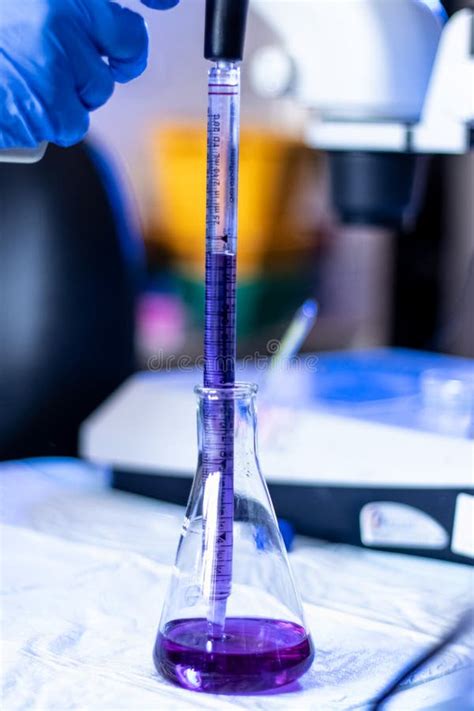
[154,617,314,693]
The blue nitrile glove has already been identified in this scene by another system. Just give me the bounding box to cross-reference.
[141,0,179,7]
[0,0,179,150]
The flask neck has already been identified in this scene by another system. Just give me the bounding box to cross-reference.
[196,384,259,460]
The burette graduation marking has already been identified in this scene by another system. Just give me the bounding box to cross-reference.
[202,63,241,622]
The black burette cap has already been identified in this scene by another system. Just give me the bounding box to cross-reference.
[204,0,250,62]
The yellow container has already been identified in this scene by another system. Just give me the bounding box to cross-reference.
[148,124,310,278]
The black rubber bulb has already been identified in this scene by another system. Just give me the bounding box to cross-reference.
[204,0,250,62]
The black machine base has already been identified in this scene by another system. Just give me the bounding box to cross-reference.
[112,469,472,566]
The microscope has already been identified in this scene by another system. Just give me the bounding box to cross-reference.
[250,0,473,227]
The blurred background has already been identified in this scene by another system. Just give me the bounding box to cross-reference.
[0,0,472,460]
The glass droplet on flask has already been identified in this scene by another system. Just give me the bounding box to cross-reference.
[153,384,314,693]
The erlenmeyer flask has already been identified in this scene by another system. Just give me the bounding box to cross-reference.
[154,383,314,693]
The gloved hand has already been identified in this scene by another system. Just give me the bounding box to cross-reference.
[141,0,179,6]
[0,0,179,150]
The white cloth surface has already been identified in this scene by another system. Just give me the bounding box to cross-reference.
[0,459,472,711]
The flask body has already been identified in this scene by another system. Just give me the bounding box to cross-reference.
[154,383,314,692]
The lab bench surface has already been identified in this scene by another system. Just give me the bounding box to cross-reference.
[1,458,472,710]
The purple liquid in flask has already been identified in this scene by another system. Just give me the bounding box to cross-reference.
[153,62,314,693]
[154,618,314,693]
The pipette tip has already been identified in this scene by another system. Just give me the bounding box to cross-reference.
[301,298,319,321]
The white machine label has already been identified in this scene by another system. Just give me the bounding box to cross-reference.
[451,493,474,559]
[360,502,448,549]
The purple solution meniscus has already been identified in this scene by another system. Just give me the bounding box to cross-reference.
[154,617,314,693]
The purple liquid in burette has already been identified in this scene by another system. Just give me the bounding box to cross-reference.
[201,63,240,625]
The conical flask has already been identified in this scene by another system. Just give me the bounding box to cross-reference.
[154,383,314,693]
